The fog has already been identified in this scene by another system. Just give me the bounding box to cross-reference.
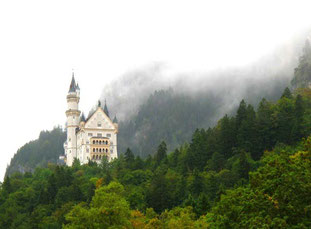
[100,30,308,123]
[1,0,311,181]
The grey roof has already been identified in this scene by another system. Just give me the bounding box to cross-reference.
[68,73,76,92]
[76,83,80,90]
[80,113,86,122]
[103,100,110,117]
[113,115,118,123]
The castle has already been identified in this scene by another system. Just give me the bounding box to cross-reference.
[62,74,118,166]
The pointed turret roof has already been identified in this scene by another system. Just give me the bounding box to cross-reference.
[80,113,86,122]
[76,83,80,90]
[113,115,118,123]
[68,73,76,92]
[103,99,110,117]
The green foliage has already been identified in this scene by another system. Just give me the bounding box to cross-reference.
[65,182,131,228]
[207,137,311,228]
[3,70,311,228]
[5,127,66,177]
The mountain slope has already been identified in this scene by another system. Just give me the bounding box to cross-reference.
[1,89,311,228]
[5,127,66,177]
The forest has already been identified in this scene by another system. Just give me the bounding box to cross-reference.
[2,40,311,228]
[1,86,311,228]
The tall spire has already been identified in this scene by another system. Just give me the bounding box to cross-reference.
[80,113,86,122]
[103,99,110,117]
[68,72,76,93]
[113,114,118,123]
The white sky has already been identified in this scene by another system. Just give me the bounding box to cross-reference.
[0,0,310,181]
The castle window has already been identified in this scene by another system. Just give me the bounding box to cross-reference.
[93,148,95,152]
[92,155,95,159]
[99,148,102,152]
[97,133,102,137]
[93,140,95,144]
[88,133,93,136]
[96,148,99,152]
[106,140,108,145]
[107,133,111,137]
[96,140,99,144]
[86,148,89,153]
[97,122,101,127]
[99,141,102,145]
[106,148,108,153]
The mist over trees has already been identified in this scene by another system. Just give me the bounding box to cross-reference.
[101,33,308,157]
[292,39,311,88]
[1,88,311,228]
[3,34,311,227]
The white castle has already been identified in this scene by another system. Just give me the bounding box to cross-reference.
[62,74,118,166]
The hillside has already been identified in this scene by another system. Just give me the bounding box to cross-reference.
[117,82,287,158]
[1,88,311,228]
[4,44,302,175]
[5,128,66,177]
[5,39,310,178]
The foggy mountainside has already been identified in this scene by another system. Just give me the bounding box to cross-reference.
[3,38,311,228]
[104,35,306,157]
[5,34,310,175]
[5,128,66,177]
[1,86,311,228]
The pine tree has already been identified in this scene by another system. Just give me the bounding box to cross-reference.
[236,100,247,128]
[291,94,305,141]
[281,87,292,99]
[154,141,167,165]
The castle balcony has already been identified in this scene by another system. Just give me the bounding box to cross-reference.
[90,136,110,161]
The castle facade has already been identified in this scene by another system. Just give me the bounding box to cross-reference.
[63,75,118,166]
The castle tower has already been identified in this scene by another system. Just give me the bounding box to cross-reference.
[64,73,81,166]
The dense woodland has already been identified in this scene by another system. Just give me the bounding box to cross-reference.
[117,83,288,158]
[1,86,311,228]
[2,41,311,228]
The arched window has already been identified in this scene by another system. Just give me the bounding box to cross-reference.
[92,155,95,159]
[96,148,98,152]
[99,148,101,152]
[106,148,108,153]
[93,140,95,144]
[99,140,101,144]
[96,140,98,144]
[93,148,95,152]
[96,155,98,160]
[106,140,108,145]
[99,155,102,160]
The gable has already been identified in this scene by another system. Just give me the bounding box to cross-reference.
[85,108,115,130]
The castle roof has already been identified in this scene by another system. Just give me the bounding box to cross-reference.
[103,100,110,118]
[80,113,86,122]
[113,115,118,123]
[69,73,77,92]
